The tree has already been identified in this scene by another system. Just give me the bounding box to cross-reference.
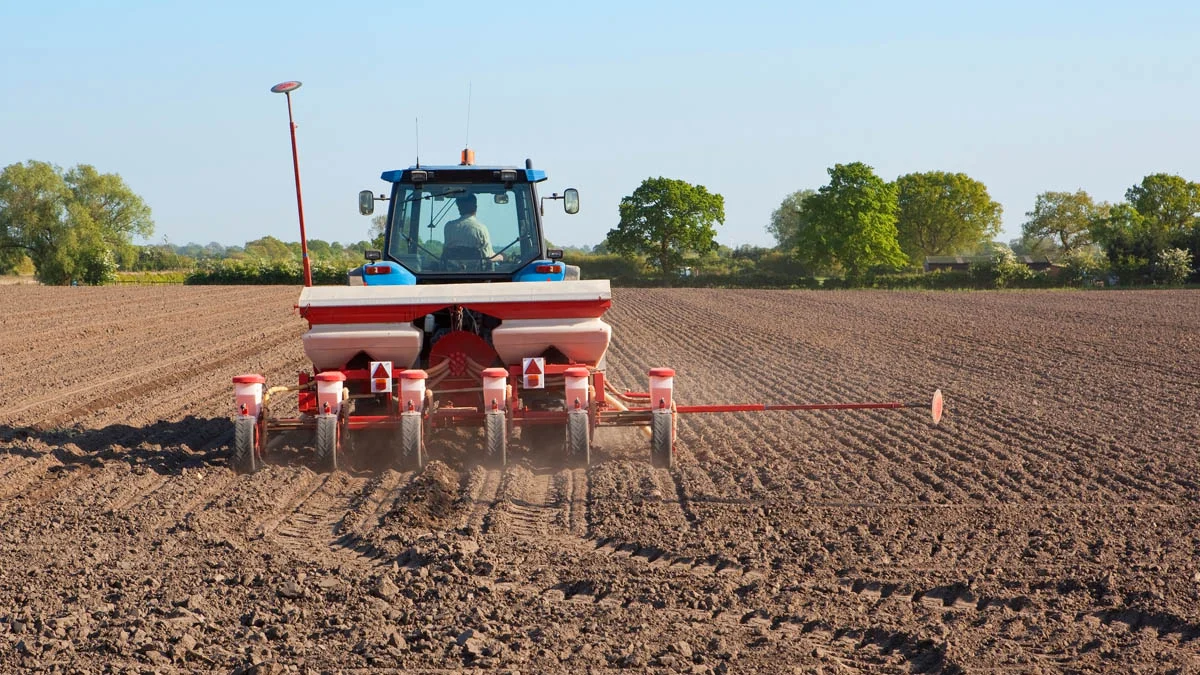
[369,215,386,250]
[0,245,22,275]
[1021,190,1105,254]
[0,160,153,284]
[1125,173,1200,233]
[894,171,1002,262]
[1090,174,1200,283]
[243,236,294,261]
[306,239,332,260]
[766,189,815,250]
[135,244,189,271]
[970,244,1034,288]
[1089,203,1161,283]
[794,162,906,279]
[1153,248,1193,285]
[1009,235,1057,257]
[606,177,724,275]
[1059,246,1107,286]
[0,161,68,277]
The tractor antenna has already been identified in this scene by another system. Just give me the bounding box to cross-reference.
[465,82,472,148]
[414,117,420,169]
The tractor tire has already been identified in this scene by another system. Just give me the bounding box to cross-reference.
[566,412,590,467]
[650,410,673,469]
[233,417,259,474]
[400,413,425,470]
[315,415,339,473]
[485,412,507,467]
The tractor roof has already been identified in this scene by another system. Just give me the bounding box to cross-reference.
[380,166,547,184]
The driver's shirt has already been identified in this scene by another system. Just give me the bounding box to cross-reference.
[444,214,495,258]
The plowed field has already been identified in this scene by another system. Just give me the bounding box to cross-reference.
[2,286,1199,673]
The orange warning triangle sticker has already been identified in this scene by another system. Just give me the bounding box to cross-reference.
[524,359,542,375]
[372,363,389,379]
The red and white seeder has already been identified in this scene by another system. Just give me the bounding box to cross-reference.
[232,82,944,473]
[231,281,943,472]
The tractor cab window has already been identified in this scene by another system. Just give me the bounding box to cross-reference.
[387,182,539,275]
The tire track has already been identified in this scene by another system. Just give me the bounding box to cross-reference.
[105,471,173,513]
[344,469,413,536]
[256,470,395,570]
[330,468,416,565]
[461,465,505,534]
[493,469,559,539]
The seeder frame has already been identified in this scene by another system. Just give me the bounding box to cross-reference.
[231,365,943,473]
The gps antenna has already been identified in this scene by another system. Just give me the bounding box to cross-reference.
[269,80,312,287]
[465,82,472,148]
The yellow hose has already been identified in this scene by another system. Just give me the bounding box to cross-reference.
[605,392,653,440]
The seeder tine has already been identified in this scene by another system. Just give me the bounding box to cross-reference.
[931,389,944,425]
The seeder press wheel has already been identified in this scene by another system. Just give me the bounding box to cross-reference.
[399,413,425,469]
[233,416,260,473]
[650,411,673,469]
[315,415,340,472]
[485,412,507,467]
[566,412,590,467]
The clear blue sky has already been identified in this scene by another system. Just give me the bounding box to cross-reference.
[3,1,1199,251]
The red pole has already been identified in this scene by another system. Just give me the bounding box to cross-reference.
[284,91,313,287]
[675,402,910,414]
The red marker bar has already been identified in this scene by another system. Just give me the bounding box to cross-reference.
[677,389,944,424]
[677,402,907,413]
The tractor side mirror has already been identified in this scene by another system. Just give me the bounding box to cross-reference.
[358,190,375,216]
[563,188,580,214]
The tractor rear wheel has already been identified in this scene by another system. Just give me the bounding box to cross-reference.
[485,413,507,467]
[233,417,259,474]
[315,415,339,473]
[566,412,590,467]
[399,413,425,470]
[650,411,673,469]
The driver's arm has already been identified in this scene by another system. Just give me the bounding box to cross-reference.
[481,224,502,261]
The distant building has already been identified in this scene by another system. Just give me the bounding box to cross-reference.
[923,255,1055,273]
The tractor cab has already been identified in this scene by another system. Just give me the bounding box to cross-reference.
[356,157,579,285]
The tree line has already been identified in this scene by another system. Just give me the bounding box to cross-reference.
[3,158,1196,286]
[603,166,1198,286]
[0,160,376,284]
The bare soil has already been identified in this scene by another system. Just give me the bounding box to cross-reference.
[1,286,1199,673]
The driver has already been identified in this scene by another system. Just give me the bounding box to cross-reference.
[444,193,499,260]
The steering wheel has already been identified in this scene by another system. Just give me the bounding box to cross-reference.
[490,238,521,260]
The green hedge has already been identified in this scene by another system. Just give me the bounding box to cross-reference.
[563,253,648,285]
[186,259,357,285]
[183,255,1080,291]
[115,270,188,284]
